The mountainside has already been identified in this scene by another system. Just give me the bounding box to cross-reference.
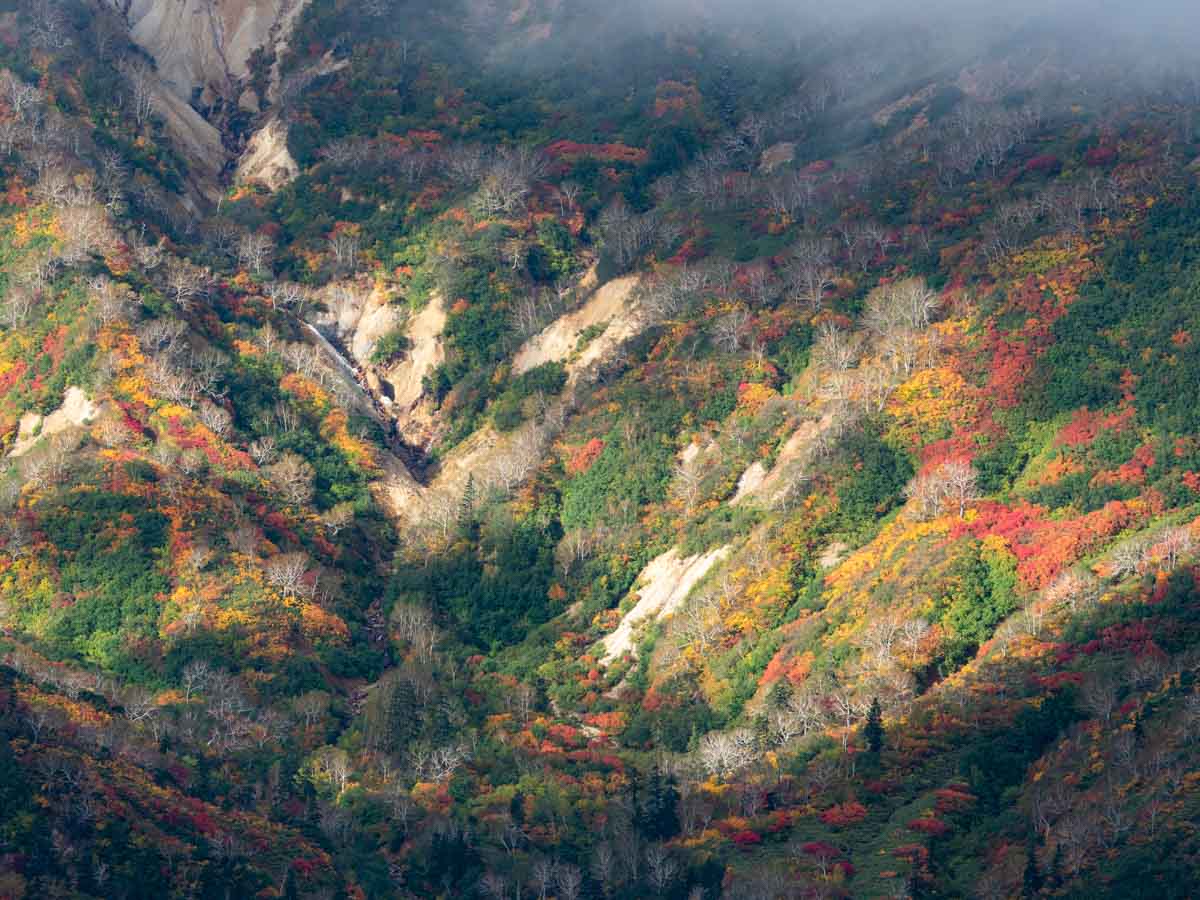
[2,1,1200,898]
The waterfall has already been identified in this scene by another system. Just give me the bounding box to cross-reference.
[303,322,358,378]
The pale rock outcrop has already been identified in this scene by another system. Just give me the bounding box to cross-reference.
[818,541,849,570]
[311,281,406,366]
[730,461,768,503]
[511,275,641,380]
[235,116,298,191]
[759,142,795,174]
[381,296,446,416]
[124,1,314,195]
[9,387,99,457]
[679,440,703,466]
[236,53,349,192]
[601,546,731,663]
[310,287,447,448]
[125,0,302,102]
[731,412,835,507]
[372,452,427,521]
[377,277,650,525]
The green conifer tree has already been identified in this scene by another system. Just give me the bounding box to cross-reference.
[864,697,885,754]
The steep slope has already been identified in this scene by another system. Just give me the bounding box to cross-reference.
[125,0,303,106]
[5,2,1200,899]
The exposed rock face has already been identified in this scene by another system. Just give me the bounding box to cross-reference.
[125,0,297,103]
[601,546,731,663]
[235,53,348,192]
[309,284,449,446]
[759,141,795,174]
[381,297,446,416]
[371,276,654,523]
[511,275,641,382]
[731,412,835,507]
[235,116,298,190]
[147,78,227,201]
[9,387,99,457]
[731,461,768,503]
[123,1,314,196]
[311,282,408,367]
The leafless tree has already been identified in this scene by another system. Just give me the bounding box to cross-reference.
[1154,525,1195,571]
[137,319,187,359]
[26,0,71,50]
[164,260,210,312]
[591,843,618,898]
[827,685,865,749]
[1110,538,1151,580]
[1080,672,1119,724]
[320,136,374,168]
[22,435,72,490]
[558,180,581,216]
[787,244,836,312]
[553,863,583,900]
[3,72,44,122]
[33,167,72,208]
[599,200,663,272]
[764,170,816,220]
[90,276,136,327]
[645,844,678,895]
[904,459,979,520]
[244,436,277,468]
[2,283,37,329]
[712,308,751,353]
[267,452,315,506]
[320,503,355,536]
[264,552,311,597]
[442,143,489,185]
[479,871,507,900]
[24,701,62,742]
[181,660,214,702]
[769,687,828,744]
[1043,570,1101,614]
[56,202,114,267]
[672,455,706,512]
[198,401,233,440]
[942,459,981,518]
[472,146,543,217]
[813,321,861,374]
[697,729,757,779]
[0,119,24,158]
[265,281,309,315]
[119,61,158,128]
[328,230,361,274]
[122,686,161,727]
[313,746,352,793]
[413,743,470,782]
[134,238,166,273]
[293,691,331,730]
[238,232,275,277]
[1,516,34,560]
[1127,652,1169,693]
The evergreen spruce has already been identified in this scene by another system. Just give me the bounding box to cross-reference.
[636,765,680,841]
[1022,836,1043,898]
[458,473,477,525]
[767,678,793,710]
[752,712,772,752]
[388,675,419,753]
[864,697,885,754]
